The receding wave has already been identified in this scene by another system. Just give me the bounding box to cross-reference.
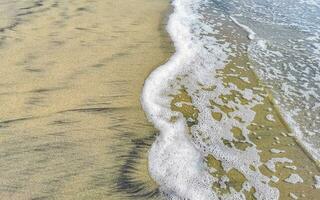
[142,0,320,199]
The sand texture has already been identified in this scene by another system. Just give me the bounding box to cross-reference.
[0,0,172,199]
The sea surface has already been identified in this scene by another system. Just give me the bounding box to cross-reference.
[225,0,320,159]
[142,0,320,199]
[201,0,320,161]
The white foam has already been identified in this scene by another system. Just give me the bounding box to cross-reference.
[240,76,250,83]
[299,0,320,8]
[230,16,256,40]
[271,176,280,183]
[141,0,218,199]
[278,107,320,162]
[265,158,293,173]
[289,192,298,199]
[270,148,285,154]
[141,0,280,199]
[243,0,320,161]
[284,174,304,184]
[266,114,276,122]
[285,165,298,170]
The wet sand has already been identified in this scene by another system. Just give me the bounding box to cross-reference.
[0,0,172,199]
[215,56,320,199]
[214,19,320,199]
[171,60,320,199]
[169,16,320,199]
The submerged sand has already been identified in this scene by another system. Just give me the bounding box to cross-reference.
[168,11,320,200]
[0,0,172,199]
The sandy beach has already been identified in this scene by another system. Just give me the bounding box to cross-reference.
[0,0,319,199]
[0,0,171,199]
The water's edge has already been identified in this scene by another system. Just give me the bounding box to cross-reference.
[141,0,320,199]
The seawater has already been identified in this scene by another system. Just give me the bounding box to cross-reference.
[241,0,320,158]
[142,0,320,199]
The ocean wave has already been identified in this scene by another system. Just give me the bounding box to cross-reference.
[141,0,284,199]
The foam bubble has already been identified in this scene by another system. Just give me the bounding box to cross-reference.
[141,0,290,199]
[284,174,304,184]
[141,0,219,199]
[289,192,299,200]
[266,114,276,122]
[270,148,285,154]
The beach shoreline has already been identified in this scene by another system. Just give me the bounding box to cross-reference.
[0,0,319,199]
[142,0,320,199]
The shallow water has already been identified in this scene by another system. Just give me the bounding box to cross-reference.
[142,0,320,199]
[0,0,172,199]
[210,0,320,160]
[199,0,320,161]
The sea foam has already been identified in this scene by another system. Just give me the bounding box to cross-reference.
[142,0,281,199]
[141,0,217,199]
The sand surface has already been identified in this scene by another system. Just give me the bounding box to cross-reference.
[0,0,172,199]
